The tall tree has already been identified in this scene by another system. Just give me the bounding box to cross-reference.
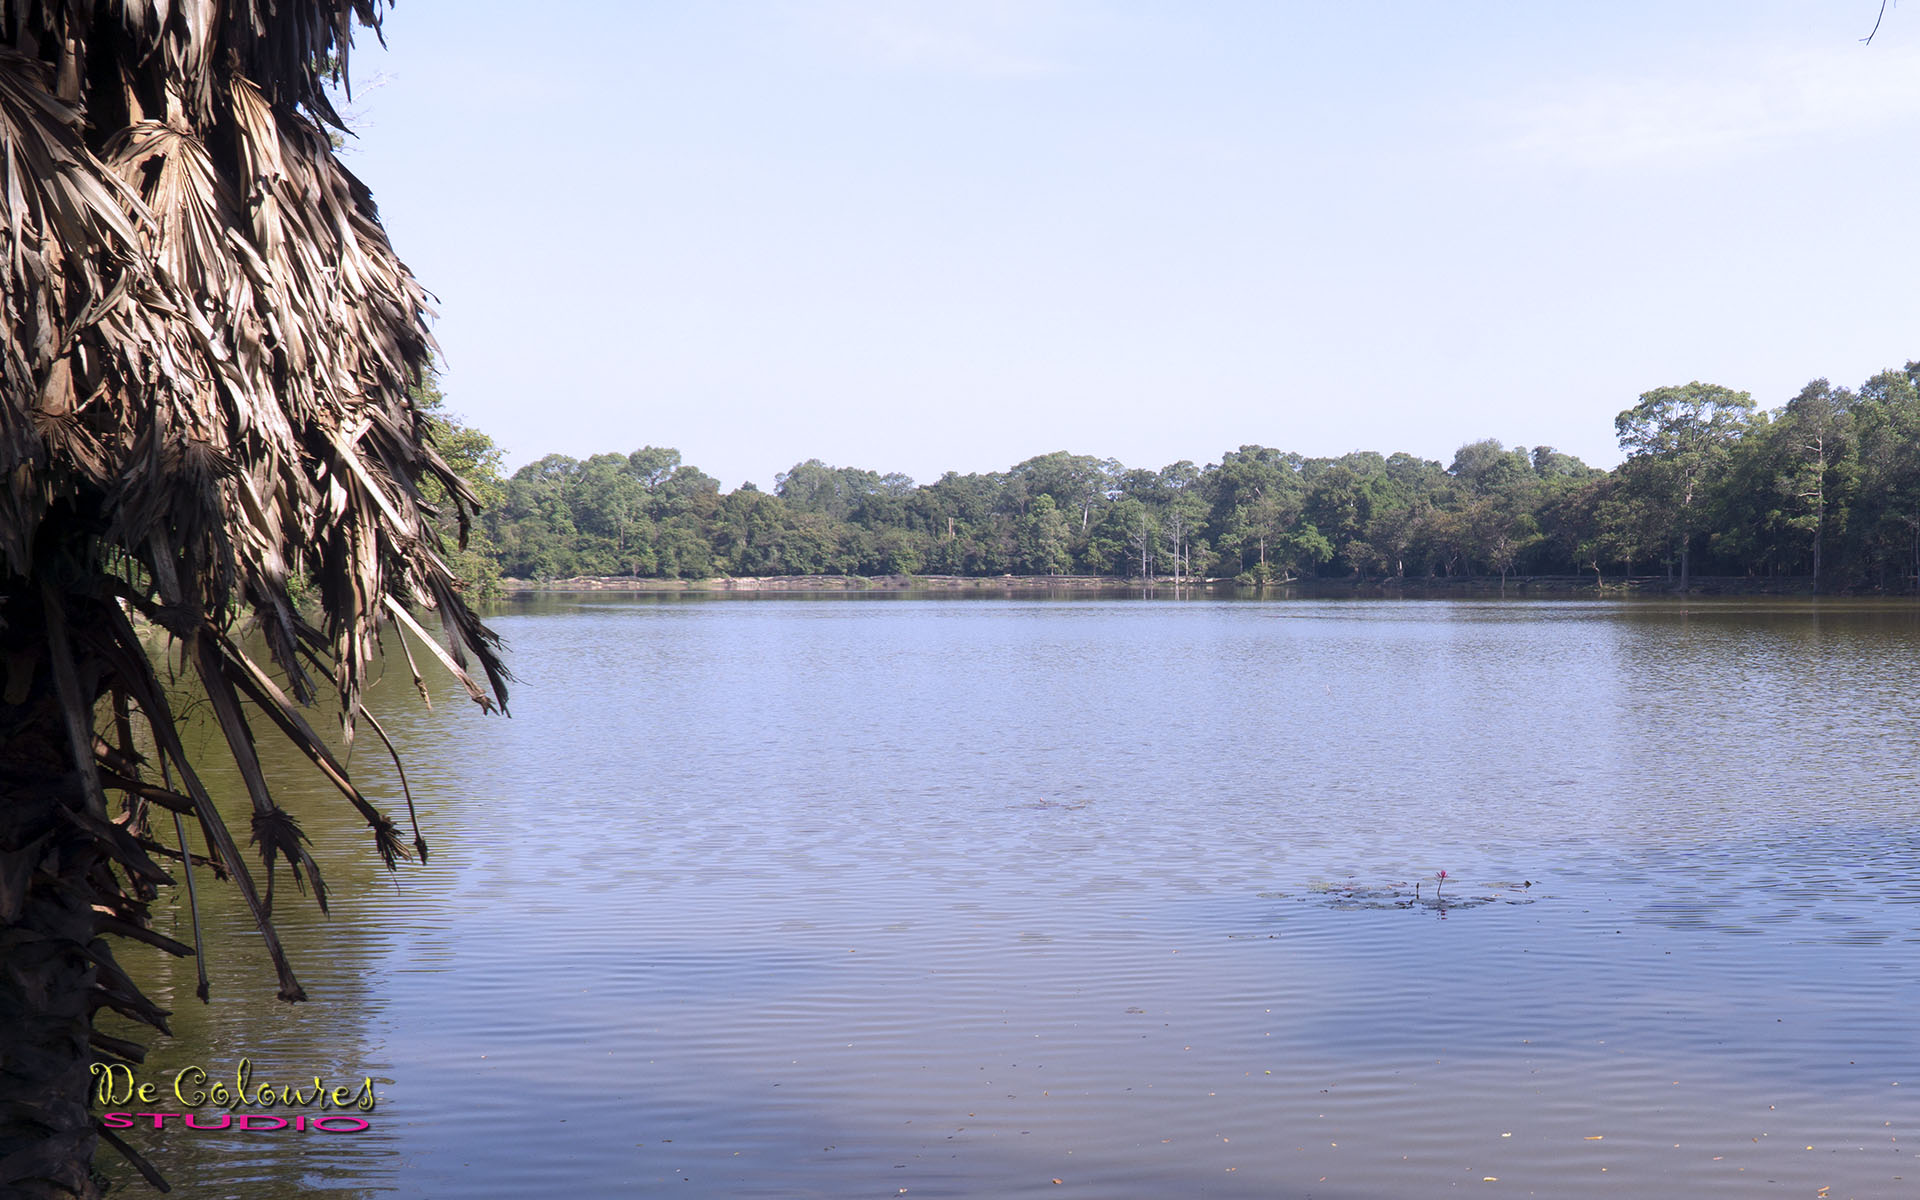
[1614,382,1756,592]
[1010,452,1116,536]
[1118,499,1157,579]
[1209,446,1303,580]
[0,5,506,1194]
[1301,459,1374,575]
[1849,368,1920,589]
[1774,380,1855,588]
[1016,495,1072,575]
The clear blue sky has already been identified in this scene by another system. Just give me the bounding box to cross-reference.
[337,1,1920,488]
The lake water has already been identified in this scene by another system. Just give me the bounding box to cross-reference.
[103,595,1920,1197]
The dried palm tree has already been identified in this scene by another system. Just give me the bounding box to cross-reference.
[0,4,506,1195]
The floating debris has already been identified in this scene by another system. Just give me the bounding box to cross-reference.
[1277,877,1541,912]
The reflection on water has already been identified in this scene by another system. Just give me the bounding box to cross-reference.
[104,596,1920,1197]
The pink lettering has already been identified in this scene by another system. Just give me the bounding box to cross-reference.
[235,1114,287,1132]
[308,1116,370,1134]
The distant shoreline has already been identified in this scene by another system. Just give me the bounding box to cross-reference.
[498,574,1836,596]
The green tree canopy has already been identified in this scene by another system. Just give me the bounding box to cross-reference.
[1615,382,1756,591]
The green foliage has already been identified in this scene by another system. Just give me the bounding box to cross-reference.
[437,360,1920,593]
[1614,381,1756,587]
[1017,495,1073,575]
[412,376,505,598]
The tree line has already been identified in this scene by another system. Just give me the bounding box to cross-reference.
[431,362,1920,593]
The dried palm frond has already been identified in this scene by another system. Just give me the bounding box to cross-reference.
[0,4,506,1195]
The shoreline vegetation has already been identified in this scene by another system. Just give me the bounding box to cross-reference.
[498,572,1827,596]
[431,366,1920,599]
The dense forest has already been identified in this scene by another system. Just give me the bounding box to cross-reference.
[426,363,1920,594]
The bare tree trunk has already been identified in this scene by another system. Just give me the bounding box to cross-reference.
[1165,513,1187,585]
[1807,492,1822,590]
[1805,431,1826,591]
[1678,476,1696,594]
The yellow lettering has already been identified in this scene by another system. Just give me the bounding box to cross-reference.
[354,1078,377,1112]
[90,1063,134,1106]
[174,1066,207,1107]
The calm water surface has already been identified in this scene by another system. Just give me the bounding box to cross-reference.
[105,596,1920,1197]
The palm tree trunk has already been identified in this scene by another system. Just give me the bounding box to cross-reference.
[0,633,107,1200]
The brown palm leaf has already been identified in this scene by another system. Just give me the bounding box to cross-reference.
[0,4,506,1196]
